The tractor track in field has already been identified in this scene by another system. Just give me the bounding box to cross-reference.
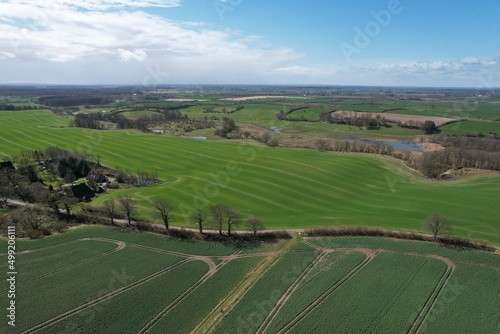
[136,250,242,334]
[276,247,377,334]
[0,238,125,292]
[20,259,191,334]
[363,257,429,334]
[303,240,459,334]
[195,238,297,334]
[407,255,456,334]
[256,250,327,334]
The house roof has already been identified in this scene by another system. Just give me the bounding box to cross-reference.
[87,170,107,181]
[71,183,95,199]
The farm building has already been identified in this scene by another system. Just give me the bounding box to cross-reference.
[70,183,95,202]
[87,170,108,183]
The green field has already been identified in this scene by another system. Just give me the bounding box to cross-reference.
[0,226,497,333]
[1,110,500,244]
[440,120,500,135]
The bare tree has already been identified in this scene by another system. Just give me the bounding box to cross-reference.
[315,139,330,152]
[12,207,52,231]
[247,215,264,238]
[225,207,241,237]
[0,171,13,207]
[103,199,117,226]
[422,213,452,240]
[118,196,136,226]
[44,192,63,214]
[153,199,174,229]
[210,204,226,235]
[61,196,78,215]
[191,208,207,234]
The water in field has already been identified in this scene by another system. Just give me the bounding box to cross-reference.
[191,136,208,140]
[348,138,425,151]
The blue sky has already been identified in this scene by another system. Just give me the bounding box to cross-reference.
[0,0,499,87]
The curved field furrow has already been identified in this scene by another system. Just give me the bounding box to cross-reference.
[19,259,191,334]
[136,251,241,334]
[125,242,217,272]
[407,255,456,334]
[186,175,306,213]
[142,140,374,201]
[362,257,429,333]
[256,251,327,334]
[1,238,125,291]
[276,249,377,334]
[205,239,298,334]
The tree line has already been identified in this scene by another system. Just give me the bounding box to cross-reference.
[319,111,389,130]
[100,197,265,238]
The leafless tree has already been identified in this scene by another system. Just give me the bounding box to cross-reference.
[191,208,207,234]
[422,213,452,240]
[247,215,264,238]
[61,196,78,215]
[210,204,226,235]
[0,171,13,207]
[153,199,174,229]
[225,207,241,237]
[12,207,52,231]
[103,199,117,226]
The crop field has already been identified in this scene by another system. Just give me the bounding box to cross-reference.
[1,110,500,244]
[0,226,497,333]
[439,120,500,135]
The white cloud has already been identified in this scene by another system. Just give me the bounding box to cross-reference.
[461,56,481,64]
[0,0,302,84]
[118,49,148,62]
[0,51,17,60]
[0,1,497,87]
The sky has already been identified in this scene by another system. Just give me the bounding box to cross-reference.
[0,0,499,87]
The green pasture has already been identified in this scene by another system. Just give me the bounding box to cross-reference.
[0,110,500,244]
[440,120,500,135]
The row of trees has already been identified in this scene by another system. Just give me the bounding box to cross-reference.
[407,146,500,178]
[101,197,264,237]
[70,109,188,131]
[320,112,389,130]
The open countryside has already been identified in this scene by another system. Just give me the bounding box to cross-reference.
[1,0,500,333]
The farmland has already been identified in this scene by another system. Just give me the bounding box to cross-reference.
[0,226,498,333]
[1,109,500,244]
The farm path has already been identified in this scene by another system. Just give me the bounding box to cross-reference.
[136,250,243,334]
[276,247,377,334]
[193,237,297,334]
[256,250,328,334]
[407,255,456,334]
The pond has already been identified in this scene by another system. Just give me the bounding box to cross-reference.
[347,138,425,151]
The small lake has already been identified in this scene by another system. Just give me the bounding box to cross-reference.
[191,136,207,140]
[347,138,425,151]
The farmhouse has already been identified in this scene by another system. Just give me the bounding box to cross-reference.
[70,183,95,202]
[87,170,108,183]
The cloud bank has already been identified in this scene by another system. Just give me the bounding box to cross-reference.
[0,1,498,87]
